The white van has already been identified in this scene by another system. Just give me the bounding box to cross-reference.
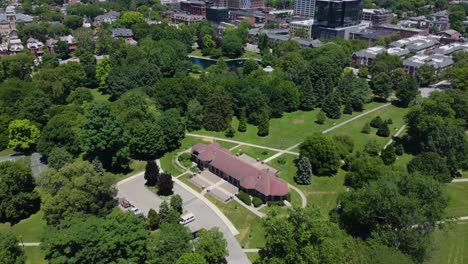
[179,213,195,225]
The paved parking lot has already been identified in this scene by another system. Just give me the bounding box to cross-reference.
[117,173,250,264]
[190,170,238,203]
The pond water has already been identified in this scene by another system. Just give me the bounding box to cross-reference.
[189,56,249,69]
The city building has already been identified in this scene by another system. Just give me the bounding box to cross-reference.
[436,29,461,40]
[312,0,362,39]
[361,8,393,25]
[172,13,205,25]
[432,42,468,55]
[351,46,409,66]
[93,10,120,27]
[374,24,428,38]
[294,0,316,18]
[289,19,314,39]
[227,0,264,9]
[350,28,397,46]
[180,0,206,16]
[403,54,453,76]
[0,6,33,35]
[389,35,439,53]
[191,143,289,201]
[206,6,229,23]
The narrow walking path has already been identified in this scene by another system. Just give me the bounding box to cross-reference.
[452,178,468,183]
[186,134,299,155]
[243,248,260,253]
[288,184,307,208]
[383,124,407,149]
[322,103,391,134]
[18,242,40,247]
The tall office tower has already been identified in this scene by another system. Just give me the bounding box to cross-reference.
[312,0,362,39]
[294,0,316,18]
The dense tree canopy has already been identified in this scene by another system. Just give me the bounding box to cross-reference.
[0,232,25,264]
[299,134,341,176]
[37,161,116,225]
[0,161,40,224]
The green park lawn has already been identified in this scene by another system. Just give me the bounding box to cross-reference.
[425,221,468,264]
[206,196,266,249]
[231,146,276,160]
[90,88,110,102]
[246,252,260,263]
[268,154,346,217]
[0,211,46,242]
[0,147,15,156]
[24,247,47,264]
[446,182,468,218]
[327,104,408,152]
[194,102,385,150]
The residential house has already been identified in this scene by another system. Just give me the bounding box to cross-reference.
[389,35,439,53]
[93,10,120,27]
[351,46,409,66]
[26,37,44,56]
[110,28,137,45]
[403,54,453,76]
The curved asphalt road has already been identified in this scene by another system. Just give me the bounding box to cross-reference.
[116,172,250,264]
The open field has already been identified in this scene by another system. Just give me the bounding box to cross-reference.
[246,252,260,263]
[24,247,47,264]
[268,154,346,217]
[206,195,265,249]
[328,104,408,152]
[446,182,468,218]
[0,211,45,242]
[426,221,468,264]
[90,88,110,102]
[193,102,385,150]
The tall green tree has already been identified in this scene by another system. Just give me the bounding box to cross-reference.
[81,101,129,170]
[322,91,341,119]
[0,161,40,224]
[337,172,448,261]
[194,228,228,264]
[145,160,160,186]
[381,144,396,165]
[170,194,183,214]
[299,134,341,176]
[396,76,419,107]
[203,88,234,132]
[299,76,316,111]
[37,161,116,225]
[258,206,366,264]
[186,99,204,131]
[416,64,435,86]
[147,209,161,231]
[8,119,40,153]
[257,107,270,137]
[371,72,392,99]
[42,212,149,263]
[238,108,247,132]
[0,233,25,264]
[294,156,313,185]
[158,173,174,196]
[148,223,192,264]
[407,152,452,183]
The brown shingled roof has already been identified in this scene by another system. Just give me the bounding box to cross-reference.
[192,143,288,197]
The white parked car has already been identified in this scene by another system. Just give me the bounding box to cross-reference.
[129,207,142,216]
[179,213,195,225]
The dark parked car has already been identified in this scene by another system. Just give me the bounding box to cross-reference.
[120,198,132,208]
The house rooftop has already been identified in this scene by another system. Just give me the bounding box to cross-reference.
[403,54,453,69]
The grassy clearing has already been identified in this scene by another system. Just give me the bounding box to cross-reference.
[193,102,385,150]
[24,247,47,264]
[246,252,260,263]
[160,137,208,176]
[206,195,265,249]
[0,211,46,242]
[232,146,277,160]
[425,221,468,264]
[267,154,346,217]
[189,49,262,61]
[446,182,468,218]
[0,148,15,156]
[90,88,110,102]
[328,104,408,152]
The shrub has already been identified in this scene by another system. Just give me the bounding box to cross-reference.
[376,122,390,137]
[178,153,192,168]
[237,191,251,206]
[225,126,235,138]
[361,122,371,134]
[268,200,284,207]
[316,111,326,124]
[395,143,404,156]
[277,156,287,165]
[252,197,263,208]
[370,116,383,128]
[386,118,393,124]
